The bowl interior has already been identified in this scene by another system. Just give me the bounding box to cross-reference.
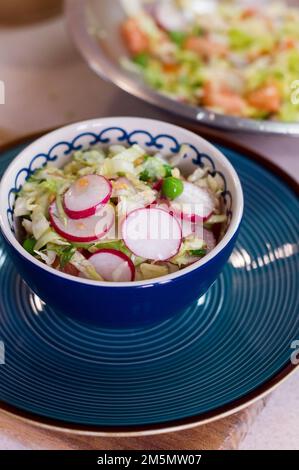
[0,117,242,286]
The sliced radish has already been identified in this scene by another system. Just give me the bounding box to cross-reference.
[122,207,182,261]
[170,182,214,222]
[49,202,115,243]
[180,218,196,238]
[64,175,112,219]
[203,228,216,253]
[192,224,216,253]
[154,2,189,32]
[89,249,135,282]
[151,200,195,238]
[179,218,206,239]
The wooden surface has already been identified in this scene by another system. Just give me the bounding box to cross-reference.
[0,399,267,450]
[0,0,62,25]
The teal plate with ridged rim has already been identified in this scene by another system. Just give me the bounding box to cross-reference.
[0,134,298,434]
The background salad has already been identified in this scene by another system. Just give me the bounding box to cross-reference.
[121,0,299,121]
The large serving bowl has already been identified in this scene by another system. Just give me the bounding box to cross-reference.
[66,0,299,135]
[0,117,243,328]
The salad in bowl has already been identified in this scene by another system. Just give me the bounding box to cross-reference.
[15,143,227,283]
[0,118,243,327]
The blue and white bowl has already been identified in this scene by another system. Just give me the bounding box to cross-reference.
[0,118,243,328]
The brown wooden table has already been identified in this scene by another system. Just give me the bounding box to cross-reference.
[0,398,266,450]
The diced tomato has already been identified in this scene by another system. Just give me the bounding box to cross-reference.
[121,18,149,55]
[247,49,266,61]
[241,8,273,30]
[279,37,296,51]
[247,83,281,113]
[162,62,180,73]
[241,8,258,19]
[202,82,247,116]
[62,263,79,277]
[185,36,227,60]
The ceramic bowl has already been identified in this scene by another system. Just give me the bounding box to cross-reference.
[0,117,243,327]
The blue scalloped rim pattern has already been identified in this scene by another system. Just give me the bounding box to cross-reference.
[6,128,232,231]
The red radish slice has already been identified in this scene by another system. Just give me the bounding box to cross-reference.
[192,224,216,253]
[122,207,182,261]
[64,175,112,219]
[203,228,216,253]
[151,199,194,235]
[89,249,135,282]
[180,218,196,238]
[154,2,189,31]
[179,218,205,239]
[170,182,214,222]
[49,202,115,243]
[180,218,216,252]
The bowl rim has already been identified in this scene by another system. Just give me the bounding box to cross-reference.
[65,0,299,136]
[0,117,244,288]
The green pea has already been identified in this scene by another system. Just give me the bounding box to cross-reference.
[162,177,184,200]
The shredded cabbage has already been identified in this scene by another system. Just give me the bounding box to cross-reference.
[15,142,227,282]
[139,263,169,279]
[171,236,206,266]
[136,156,172,181]
[34,249,56,266]
[34,229,69,252]
[69,251,103,281]
[22,218,33,235]
[31,209,50,240]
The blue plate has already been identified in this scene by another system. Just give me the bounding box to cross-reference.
[0,134,298,434]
